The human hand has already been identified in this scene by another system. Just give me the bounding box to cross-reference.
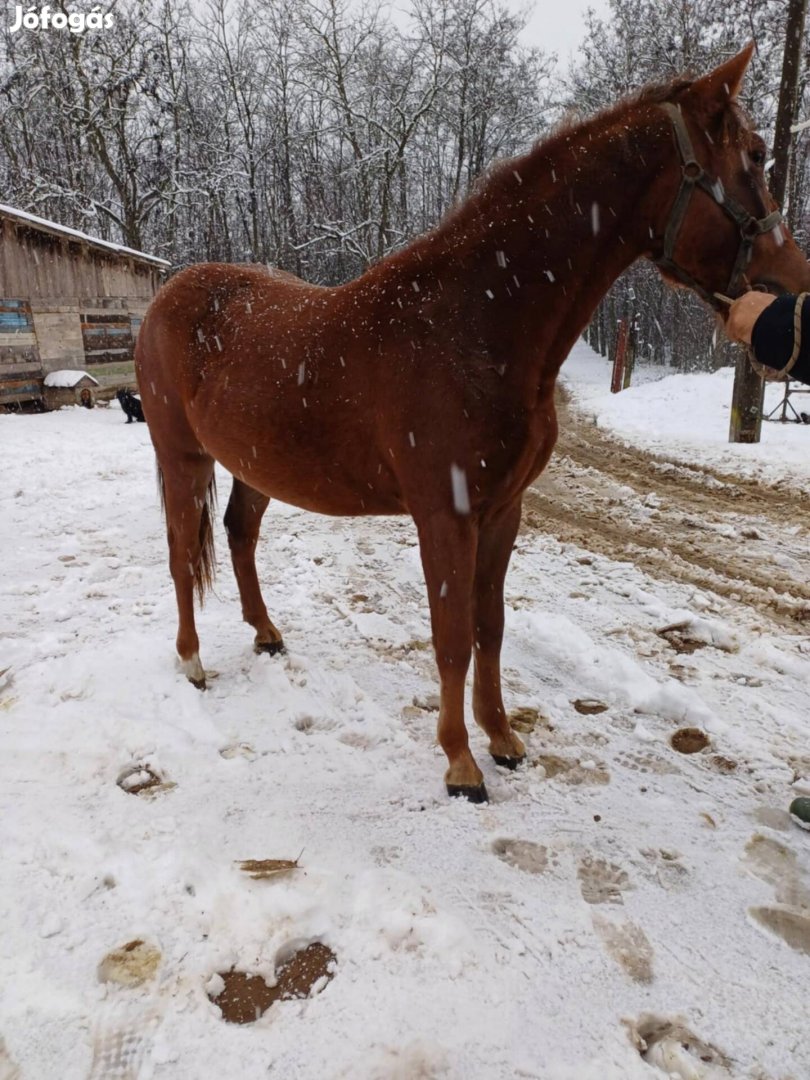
[725,291,779,344]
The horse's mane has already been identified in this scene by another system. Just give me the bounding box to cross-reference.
[419,73,749,249]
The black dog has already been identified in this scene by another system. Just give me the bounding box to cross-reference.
[116,388,145,423]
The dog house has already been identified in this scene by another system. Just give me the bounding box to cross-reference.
[0,204,170,407]
[42,369,100,410]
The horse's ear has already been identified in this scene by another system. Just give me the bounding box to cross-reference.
[687,43,754,112]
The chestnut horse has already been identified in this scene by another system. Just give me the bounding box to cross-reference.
[136,46,810,801]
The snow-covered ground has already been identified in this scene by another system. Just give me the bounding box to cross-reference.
[2,354,810,1079]
[563,341,810,491]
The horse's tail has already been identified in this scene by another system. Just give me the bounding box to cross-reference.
[156,460,218,605]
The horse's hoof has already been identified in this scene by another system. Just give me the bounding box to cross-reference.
[254,640,286,657]
[491,753,525,770]
[189,676,207,691]
[447,782,489,804]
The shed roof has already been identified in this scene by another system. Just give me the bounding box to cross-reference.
[44,370,100,388]
[0,203,171,269]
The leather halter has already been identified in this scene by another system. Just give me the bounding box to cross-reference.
[655,102,783,311]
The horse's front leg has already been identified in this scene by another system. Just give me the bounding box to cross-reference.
[472,499,526,767]
[416,512,487,802]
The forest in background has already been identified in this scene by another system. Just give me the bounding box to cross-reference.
[0,0,807,372]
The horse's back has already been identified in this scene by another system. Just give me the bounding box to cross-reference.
[136,262,336,407]
[138,262,324,363]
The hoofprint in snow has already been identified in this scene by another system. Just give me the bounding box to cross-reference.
[1,358,809,1079]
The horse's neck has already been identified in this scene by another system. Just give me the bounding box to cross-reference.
[425,107,669,384]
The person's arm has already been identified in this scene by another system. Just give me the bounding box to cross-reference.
[726,291,810,384]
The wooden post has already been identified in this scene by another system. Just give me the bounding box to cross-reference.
[729,350,765,443]
[611,319,628,393]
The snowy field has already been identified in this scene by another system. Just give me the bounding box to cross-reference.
[2,345,810,1079]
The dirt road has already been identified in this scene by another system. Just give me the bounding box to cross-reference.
[525,389,810,631]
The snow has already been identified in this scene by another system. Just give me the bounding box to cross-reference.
[562,340,810,491]
[1,389,810,1078]
[0,204,170,268]
[43,370,99,389]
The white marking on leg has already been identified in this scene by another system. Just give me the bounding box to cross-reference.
[179,653,205,684]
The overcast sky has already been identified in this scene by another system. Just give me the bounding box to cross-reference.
[379,1,613,61]
[512,0,612,59]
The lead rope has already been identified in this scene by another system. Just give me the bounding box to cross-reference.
[715,291,807,382]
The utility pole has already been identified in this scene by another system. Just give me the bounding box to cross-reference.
[729,1,808,443]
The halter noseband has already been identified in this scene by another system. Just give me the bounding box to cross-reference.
[655,102,783,311]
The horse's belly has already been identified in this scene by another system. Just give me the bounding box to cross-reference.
[197,424,405,516]
[249,473,406,516]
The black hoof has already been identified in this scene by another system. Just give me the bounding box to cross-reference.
[254,639,286,657]
[447,782,489,804]
[189,676,207,691]
[491,753,525,771]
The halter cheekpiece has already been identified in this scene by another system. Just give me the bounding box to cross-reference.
[655,102,783,310]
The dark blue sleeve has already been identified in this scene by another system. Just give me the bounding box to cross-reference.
[750,294,810,385]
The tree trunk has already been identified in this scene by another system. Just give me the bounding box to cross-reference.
[729,352,765,444]
[771,0,808,215]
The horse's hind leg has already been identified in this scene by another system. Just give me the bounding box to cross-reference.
[158,453,217,688]
[224,478,285,655]
[417,512,486,802]
[472,500,526,767]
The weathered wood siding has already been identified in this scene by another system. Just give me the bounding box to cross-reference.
[31,308,84,367]
[0,299,41,401]
[81,310,134,365]
[0,217,163,299]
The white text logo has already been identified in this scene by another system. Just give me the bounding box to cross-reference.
[9,5,113,33]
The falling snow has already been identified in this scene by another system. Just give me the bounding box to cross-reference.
[450,463,470,514]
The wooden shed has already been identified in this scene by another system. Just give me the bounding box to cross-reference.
[0,204,170,407]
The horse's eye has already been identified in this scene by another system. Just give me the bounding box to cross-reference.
[750,148,766,167]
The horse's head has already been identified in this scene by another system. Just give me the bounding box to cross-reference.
[649,44,810,313]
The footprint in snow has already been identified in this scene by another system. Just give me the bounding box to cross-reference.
[743,833,810,910]
[533,753,610,786]
[87,1004,160,1080]
[627,1015,731,1079]
[616,748,680,777]
[743,833,810,955]
[578,855,630,905]
[640,848,689,891]
[116,764,174,798]
[491,838,557,876]
[592,913,654,984]
[748,907,810,955]
[751,805,791,832]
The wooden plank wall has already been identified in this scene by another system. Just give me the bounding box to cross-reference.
[80,310,134,365]
[0,217,164,300]
[0,298,42,395]
[31,308,84,368]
